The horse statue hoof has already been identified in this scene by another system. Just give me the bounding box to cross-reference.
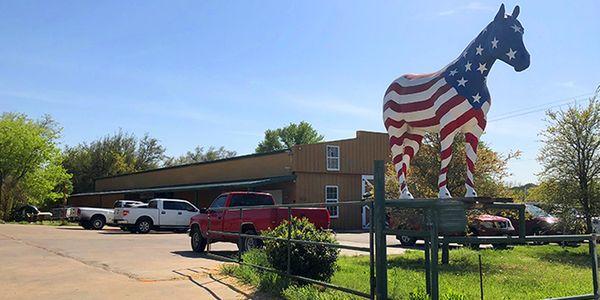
[400,187,414,199]
[465,187,478,198]
[438,187,452,199]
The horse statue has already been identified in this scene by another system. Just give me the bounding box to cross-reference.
[383,4,530,199]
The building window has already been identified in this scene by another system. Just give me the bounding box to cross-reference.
[325,185,339,218]
[326,145,340,171]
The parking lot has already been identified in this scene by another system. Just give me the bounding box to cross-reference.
[0,224,404,299]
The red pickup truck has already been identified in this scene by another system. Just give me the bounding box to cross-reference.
[189,192,330,253]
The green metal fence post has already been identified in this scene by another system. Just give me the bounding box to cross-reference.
[370,200,376,300]
[424,209,432,295]
[287,206,292,275]
[374,160,388,300]
[430,208,440,300]
[441,241,449,265]
[207,212,211,253]
[518,205,526,243]
[590,234,599,299]
[238,207,243,262]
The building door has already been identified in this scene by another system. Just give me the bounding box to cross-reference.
[361,175,374,230]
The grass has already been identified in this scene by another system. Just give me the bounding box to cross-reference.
[222,245,597,299]
[5,220,78,226]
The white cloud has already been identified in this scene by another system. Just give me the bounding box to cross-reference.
[289,96,380,120]
[436,1,496,16]
[130,100,223,124]
[437,10,456,16]
[557,81,577,88]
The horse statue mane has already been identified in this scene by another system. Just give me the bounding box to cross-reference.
[383,4,530,199]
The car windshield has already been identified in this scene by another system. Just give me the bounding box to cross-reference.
[526,205,552,218]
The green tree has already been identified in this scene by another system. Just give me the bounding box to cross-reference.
[163,146,237,167]
[63,130,165,193]
[0,113,71,219]
[255,121,324,153]
[538,93,600,233]
[385,133,518,199]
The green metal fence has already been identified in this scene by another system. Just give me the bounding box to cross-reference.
[371,160,600,300]
[204,200,376,298]
[202,160,600,299]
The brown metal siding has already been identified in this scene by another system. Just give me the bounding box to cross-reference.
[69,193,126,208]
[178,182,296,210]
[289,131,391,230]
[293,172,364,230]
[95,151,293,191]
[292,131,390,175]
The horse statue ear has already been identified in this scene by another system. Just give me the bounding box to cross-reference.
[512,5,520,18]
[495,3,506,21]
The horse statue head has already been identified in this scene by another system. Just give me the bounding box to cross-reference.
[485,4,530,72]
[383,4,530,199]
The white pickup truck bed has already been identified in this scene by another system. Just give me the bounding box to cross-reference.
[114,198,199,233]
[73,200,144,230]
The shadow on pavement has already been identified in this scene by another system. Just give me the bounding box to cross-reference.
[98,230,186,235]
[171,250,238,261]
[55,227,86,231]
[172,270,224,300]
[172,270,262,300]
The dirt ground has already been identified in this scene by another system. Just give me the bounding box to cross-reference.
[0,224,405,299]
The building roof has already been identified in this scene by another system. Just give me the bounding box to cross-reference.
[71,175,296,197]
[95,149,290,180]
[93,131,387,181]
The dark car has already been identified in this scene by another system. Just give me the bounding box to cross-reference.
[466,214,515,249]
[12,205,53,222]
[509,204,561,236]
[395,213,515,249]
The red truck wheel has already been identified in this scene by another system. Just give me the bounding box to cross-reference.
[191,227,207,253]
[239,229,262,252]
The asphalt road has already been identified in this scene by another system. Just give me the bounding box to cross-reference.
[0,224,261,300]
[0,224,405,299]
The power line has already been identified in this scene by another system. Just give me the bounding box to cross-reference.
[487,92,595,123]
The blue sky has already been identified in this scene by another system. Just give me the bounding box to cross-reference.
[1,1,599,184]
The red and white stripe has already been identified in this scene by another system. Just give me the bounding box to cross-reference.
[383,73,488,196]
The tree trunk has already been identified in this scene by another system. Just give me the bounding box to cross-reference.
[583,195,593,234]
[0,177,4,220]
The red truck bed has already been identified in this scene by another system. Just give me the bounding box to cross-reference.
[189,192,330,245]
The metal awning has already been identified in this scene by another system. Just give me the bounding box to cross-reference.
[70,175,296,197]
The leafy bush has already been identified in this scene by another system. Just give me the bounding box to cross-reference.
[262,217,340,282]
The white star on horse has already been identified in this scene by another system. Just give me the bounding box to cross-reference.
[506,48,517,60]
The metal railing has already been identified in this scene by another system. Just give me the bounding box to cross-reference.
[201,160,600,300]
[371,160,600,300]
[204,200,376,299]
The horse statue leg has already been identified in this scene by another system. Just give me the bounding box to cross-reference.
[438,131,457,198]
[464,131,482,197]
[391,128,424,199]
[399,129,424,198]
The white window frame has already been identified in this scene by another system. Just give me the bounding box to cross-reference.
[325,185,339,219]
[326,145,340,171]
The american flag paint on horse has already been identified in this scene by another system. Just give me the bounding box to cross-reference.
[383,4,530,199]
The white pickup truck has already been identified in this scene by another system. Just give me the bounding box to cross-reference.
[73,200,144,230]
[114,198,199,234]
